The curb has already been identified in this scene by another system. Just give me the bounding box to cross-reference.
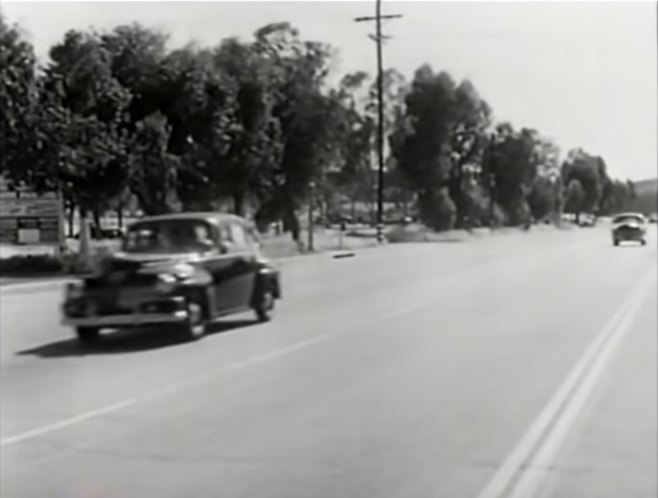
[0,277,73,294]
[0,247,372,292]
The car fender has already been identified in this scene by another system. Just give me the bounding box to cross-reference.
[175,266,215,318]
[251,265,281,306]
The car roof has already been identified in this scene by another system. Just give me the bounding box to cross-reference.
[612,212,646,221]
[128,212,247,228]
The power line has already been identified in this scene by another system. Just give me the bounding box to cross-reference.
[355,0,403,243]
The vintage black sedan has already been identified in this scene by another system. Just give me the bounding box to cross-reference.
[611,212,647,246]
[62,213,281,344]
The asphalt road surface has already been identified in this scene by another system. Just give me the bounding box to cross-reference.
[1,224,656,498]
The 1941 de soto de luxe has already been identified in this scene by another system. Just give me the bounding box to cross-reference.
[61,213,281,345]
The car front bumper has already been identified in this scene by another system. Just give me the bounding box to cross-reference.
[614,230,645,241]
[62,295,189,328]
[63,311,189,328]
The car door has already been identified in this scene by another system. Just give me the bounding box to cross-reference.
[202,221,256,313]
[224,221,259,309]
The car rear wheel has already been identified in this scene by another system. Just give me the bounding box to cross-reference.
[180,300,206,341]
[76,327,100,345]
[254,289,275,322]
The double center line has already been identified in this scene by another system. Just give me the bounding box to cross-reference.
[476,265,656,498]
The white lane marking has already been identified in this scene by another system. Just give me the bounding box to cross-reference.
[0,335,328,448]
[0,400,135,448]
[0,295,429,449]
[382,301,431,321]
[507,274,656,498]
[476,266,657,498]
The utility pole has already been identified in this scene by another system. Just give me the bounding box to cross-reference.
[356,0,402,243]
[488,133,496,230]
[307,182,316,252]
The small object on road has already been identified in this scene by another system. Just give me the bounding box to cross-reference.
[61,212,282,345]
[611,212,647,246]
[332,252,355,259]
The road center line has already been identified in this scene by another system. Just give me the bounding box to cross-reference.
[0,335,328,448]
[382,301,431,321]
[507,274,655,498]
[476,266,656,498]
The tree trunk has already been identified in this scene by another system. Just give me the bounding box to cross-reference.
[67,204,75,238]
[449,165,464,228]
[117,206,123,230]
[233,190,245,217]
[92,209,102,238]
[78,206,91,272]
[283,206,300,242]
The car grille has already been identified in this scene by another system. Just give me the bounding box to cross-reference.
[120,273,159,287]
[80,286,156,316]
[618,226,640,234]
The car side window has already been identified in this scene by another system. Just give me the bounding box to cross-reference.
[244,225,260,248]
[214,223,232,249]
[229,223,247,249]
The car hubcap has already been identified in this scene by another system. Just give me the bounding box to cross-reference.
[263,292,274,310]
[188,303,204,335]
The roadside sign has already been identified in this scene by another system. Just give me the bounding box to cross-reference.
[0,177,64,248]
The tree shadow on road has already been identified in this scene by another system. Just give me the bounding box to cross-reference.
[16,319,258,358]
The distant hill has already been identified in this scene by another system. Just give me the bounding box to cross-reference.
[629,178,657,214]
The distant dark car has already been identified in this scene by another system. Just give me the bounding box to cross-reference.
[649,213,657,223]
[62,213,281,345]
[611,213,647,246]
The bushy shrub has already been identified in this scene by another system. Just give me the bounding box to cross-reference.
[386,224,429,243]
[0,246,113,276]
[0,254,64,275]
[418,189,456,231]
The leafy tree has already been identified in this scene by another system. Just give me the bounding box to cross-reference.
[100,23,169,127]
[210,37,282,215]
[563,178,585,220]
[128,112,180,215]
[0,12,38,177]
[447,79,491,227]
[392,65,458,229]
[48,31,130,202]
[254,23,342,240]
[561,149,609,216]
[100,26,232,213]
[158,45,234,210]
[600,179,634,214]
[333,72,376,219]
[391,65,495,229]
[485,124,541,225]
[528,175,557,221]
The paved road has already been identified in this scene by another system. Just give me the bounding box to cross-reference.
[1,225,655,498]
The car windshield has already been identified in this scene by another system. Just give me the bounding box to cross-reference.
[122,219,215,254]
[613,214,645,225]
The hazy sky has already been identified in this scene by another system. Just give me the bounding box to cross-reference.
[3,1,657,181]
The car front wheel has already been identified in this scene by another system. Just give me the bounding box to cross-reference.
[76,327,100,345]
[613,239,619,246]
[254,289,275,322]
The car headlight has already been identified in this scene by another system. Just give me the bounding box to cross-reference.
[172,263,195,280]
